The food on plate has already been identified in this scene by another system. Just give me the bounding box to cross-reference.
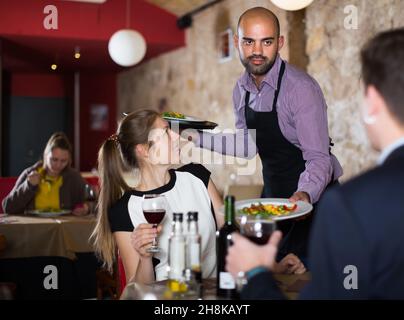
[162,111,186,119]
[240,202,297,217]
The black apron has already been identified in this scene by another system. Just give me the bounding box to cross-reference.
[244,61,336,260]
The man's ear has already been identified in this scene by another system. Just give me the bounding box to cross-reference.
[277,35,285,51]
[366,85,384,117]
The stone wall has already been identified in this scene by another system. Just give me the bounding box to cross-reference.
[306,0,404,179]
[118,0,290,192]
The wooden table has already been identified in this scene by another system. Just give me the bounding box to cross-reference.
[121,273,311,300]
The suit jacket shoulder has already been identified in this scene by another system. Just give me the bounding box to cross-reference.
[302,145,404,299]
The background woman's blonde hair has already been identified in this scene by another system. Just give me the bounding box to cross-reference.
[91,109,160,272]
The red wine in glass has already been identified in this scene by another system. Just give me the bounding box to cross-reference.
[143,209,166,225]
[240,218,276,246]
[246,233,271,245]
[142,194,168,253]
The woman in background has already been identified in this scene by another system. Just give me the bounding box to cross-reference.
[2,132,89,215]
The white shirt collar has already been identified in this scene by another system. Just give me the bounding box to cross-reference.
[377,136,404,165]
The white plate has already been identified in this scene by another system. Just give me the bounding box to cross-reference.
[163,115,205,123]
[26,210,71,218]
[221,198,313,221]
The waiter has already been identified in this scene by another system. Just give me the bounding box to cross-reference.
[194,7,343,260]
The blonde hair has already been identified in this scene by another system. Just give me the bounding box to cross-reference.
[91,109,159,272]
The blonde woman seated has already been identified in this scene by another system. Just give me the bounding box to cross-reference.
[2,132,89,215]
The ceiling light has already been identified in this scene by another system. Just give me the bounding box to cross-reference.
[107,0,147,67]
[108,29,146,67]
[74,46,81,59]
[270,0,314,11]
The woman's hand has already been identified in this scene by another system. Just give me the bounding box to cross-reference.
[72,203,89,216]
[131,224,162,259]
[27,171,41,186]
[273,253,306,274]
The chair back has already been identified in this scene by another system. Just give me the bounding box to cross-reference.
[0,177,18,213]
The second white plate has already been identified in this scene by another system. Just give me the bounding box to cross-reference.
[26,210,71,218]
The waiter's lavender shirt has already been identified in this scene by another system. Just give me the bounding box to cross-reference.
[197,55,343,203]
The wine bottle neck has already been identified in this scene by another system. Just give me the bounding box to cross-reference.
[225,207,234,224]
[224,196,235,224]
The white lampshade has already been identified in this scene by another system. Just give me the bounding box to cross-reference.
[270,0,314,11]
[108,29,147,67]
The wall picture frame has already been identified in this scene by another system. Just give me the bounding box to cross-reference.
[218,28,233,63]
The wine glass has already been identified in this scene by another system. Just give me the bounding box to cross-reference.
[236,216,277,291]
[239,215,276,245]
[84,184,96,201]
[142,194,167,253]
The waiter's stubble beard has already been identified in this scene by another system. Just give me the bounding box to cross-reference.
[240,53,277,76]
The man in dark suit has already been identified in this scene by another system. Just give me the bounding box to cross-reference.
[226,28,404,299]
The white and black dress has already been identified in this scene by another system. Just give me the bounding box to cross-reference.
[108,163,217,281]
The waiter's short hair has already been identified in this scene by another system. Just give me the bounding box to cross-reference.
[237,7,280,38]
[361,28,404,124]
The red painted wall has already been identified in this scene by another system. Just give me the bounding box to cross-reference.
[11,73,66,97]
[79,73,117,171]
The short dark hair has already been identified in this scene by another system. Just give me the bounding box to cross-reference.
[237,7,280,38]
[361,28,404,124]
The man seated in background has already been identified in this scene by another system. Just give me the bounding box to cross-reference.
[226,28,404,299]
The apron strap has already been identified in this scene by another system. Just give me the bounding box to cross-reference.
[244,90,250,109]
[272,61,286,112]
